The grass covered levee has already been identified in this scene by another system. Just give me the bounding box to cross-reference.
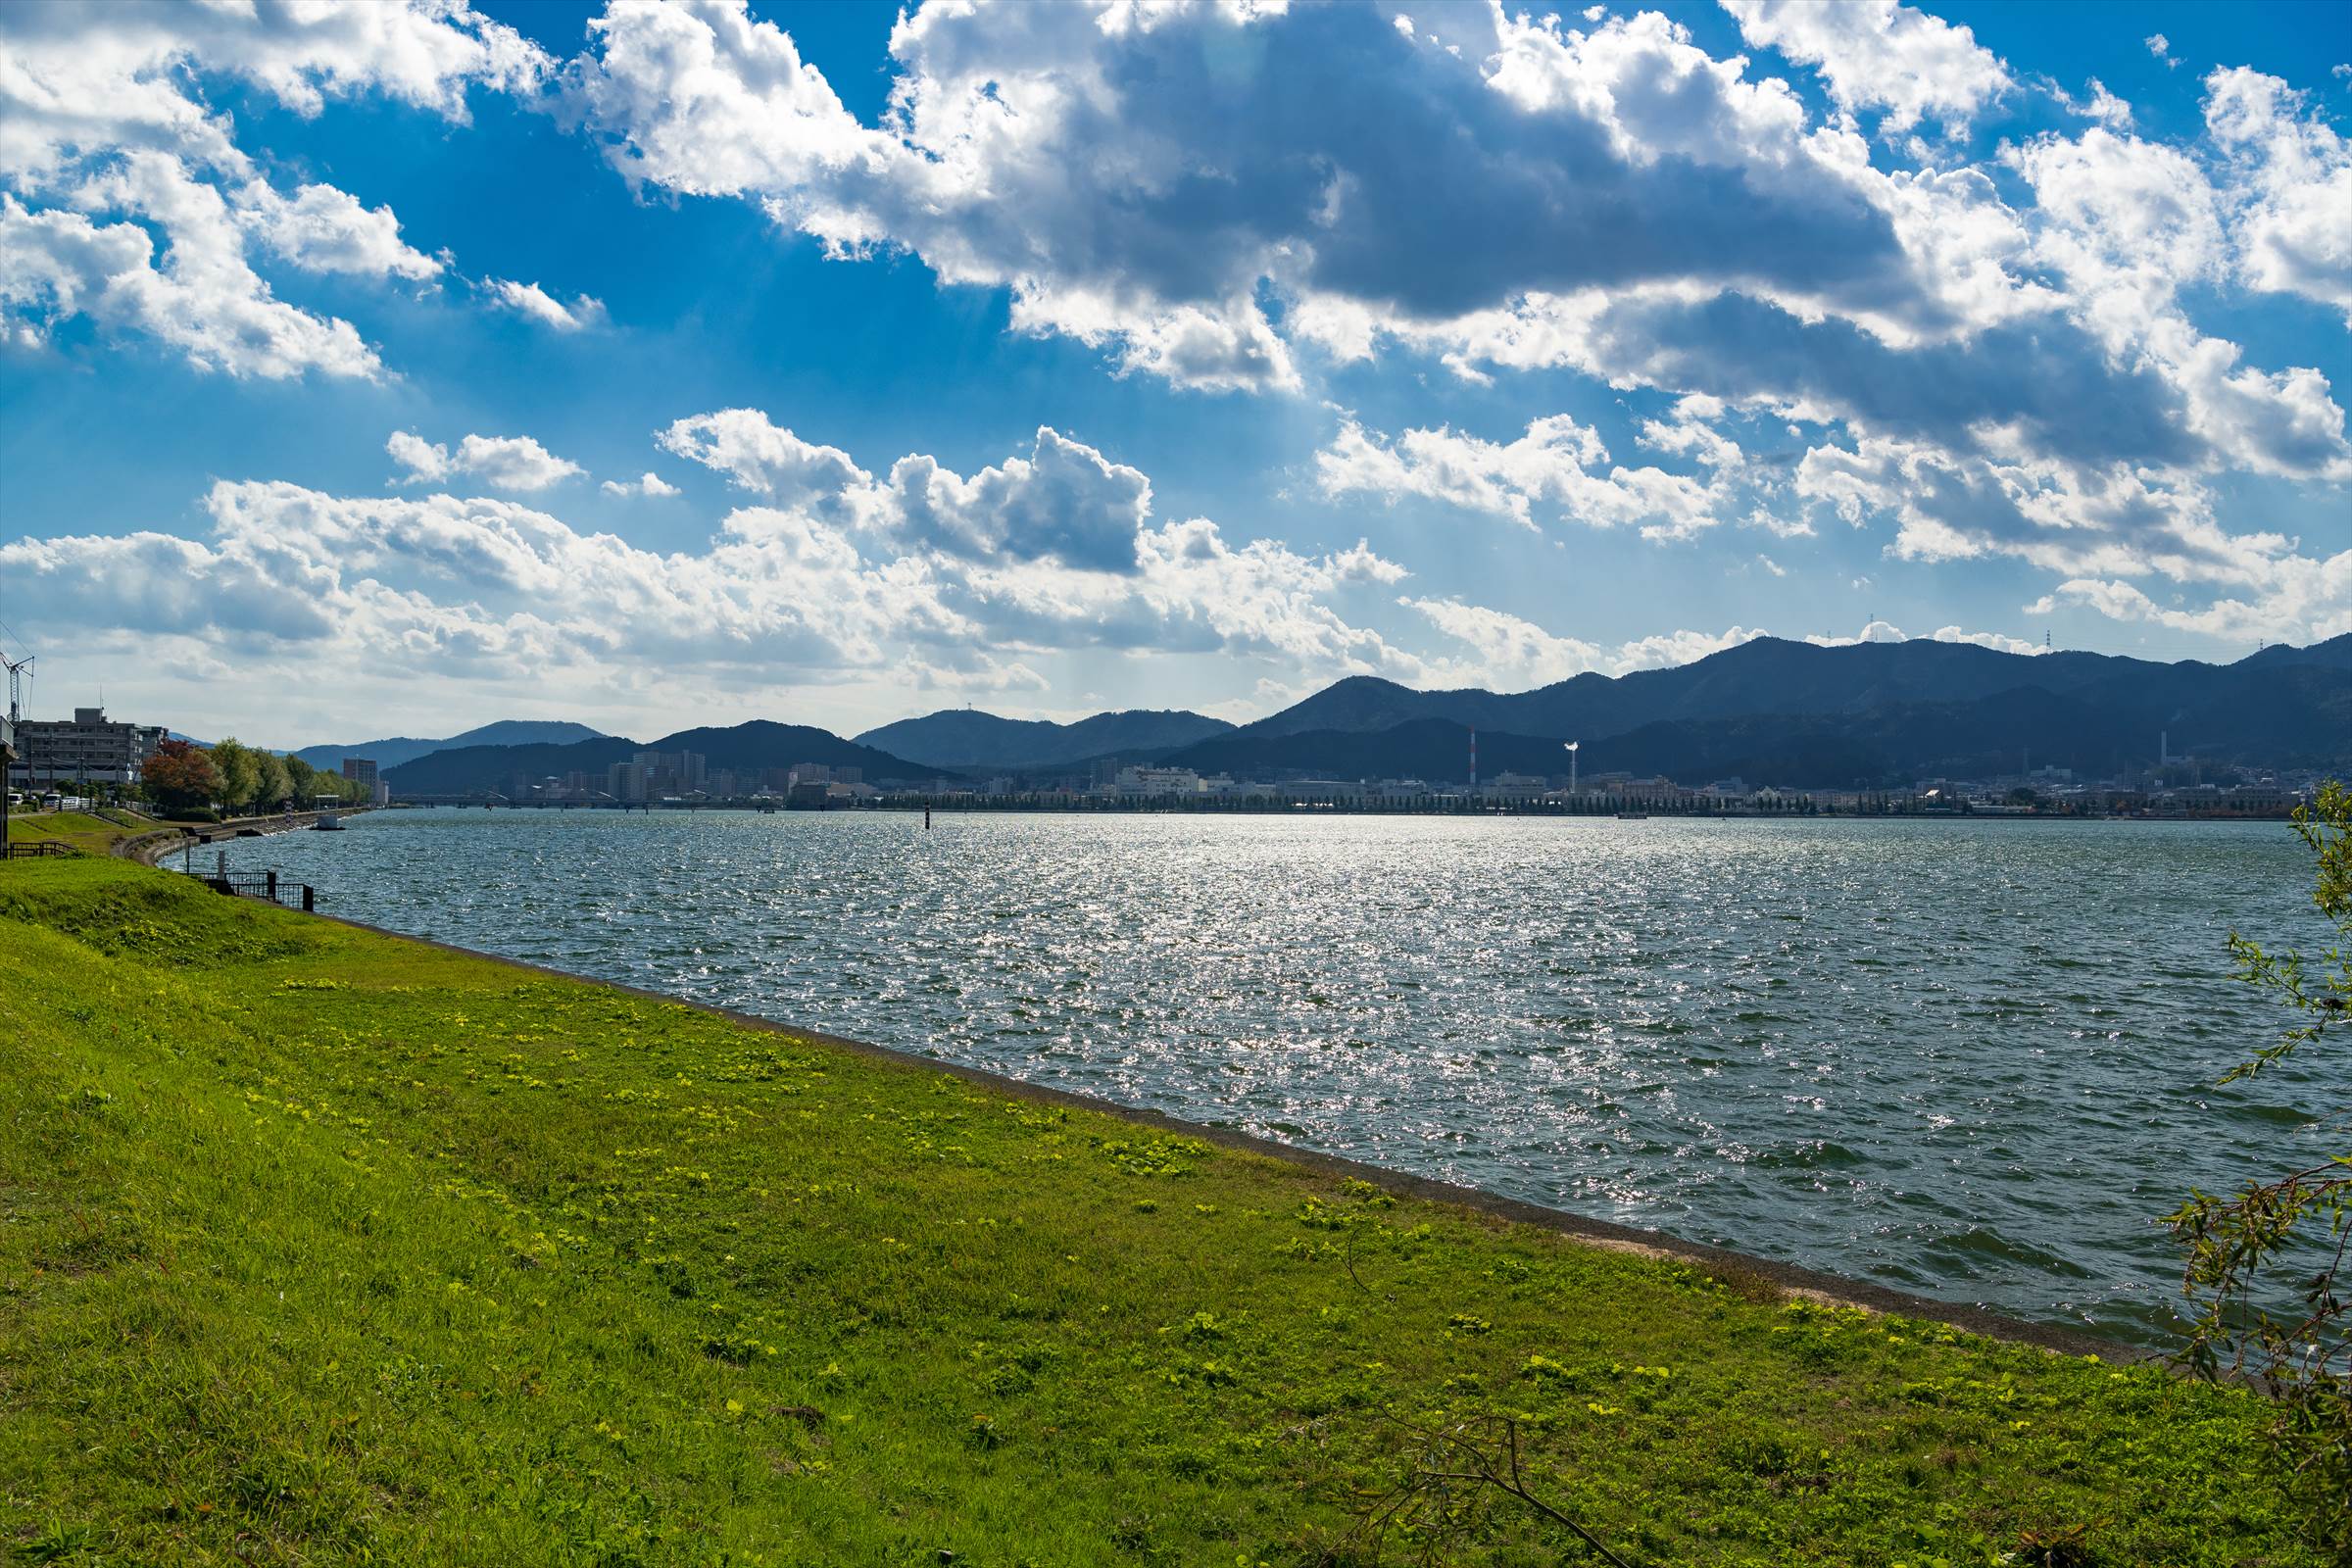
[0,858,2317,1565]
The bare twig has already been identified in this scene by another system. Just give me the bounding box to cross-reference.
[1349,1409,1638,1567]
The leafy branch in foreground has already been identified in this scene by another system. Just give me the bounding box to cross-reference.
[2168,778,2352,1550]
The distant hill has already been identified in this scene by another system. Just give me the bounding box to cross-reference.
[1216,634,2351,749]
[382,719,951,796]
[2236,631,2352,671]
[1166,652,2352,785]
[358,634,2352,795]
[1229,637,2217,744]
[650,720,951,780]
[287,719,608,773]
[855,708,1234,770]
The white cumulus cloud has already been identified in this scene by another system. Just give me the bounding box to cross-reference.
[388,430,586,493]
[486,277,606,331]
[1720,0,2013,133]
[0,0,540,375]
[1317,415,1729,540]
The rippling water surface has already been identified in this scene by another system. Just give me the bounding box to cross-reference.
[207,808,2339,1342]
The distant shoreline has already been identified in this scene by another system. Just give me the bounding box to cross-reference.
[381,797,2303,823]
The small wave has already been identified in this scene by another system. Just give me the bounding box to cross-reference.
[1751,1140,1867,1170]
[2223,1101,2320,1129]
[1920,1225,2091,1279]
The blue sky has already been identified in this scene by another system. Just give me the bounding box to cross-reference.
[0,0,2346,748]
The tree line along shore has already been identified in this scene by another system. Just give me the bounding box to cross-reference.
[0,856,2326,1565]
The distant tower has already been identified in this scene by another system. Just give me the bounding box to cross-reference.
[1469,727,1478,791]
[2161,730,2170,765]
[2043,630,2051,652]
[2,651,29,725]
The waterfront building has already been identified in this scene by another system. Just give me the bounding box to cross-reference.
[1112,765,1203,795]
[1273,778,1364,805]
[6,707,165,789]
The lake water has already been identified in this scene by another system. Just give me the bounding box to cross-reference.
[200,808,2338,1344]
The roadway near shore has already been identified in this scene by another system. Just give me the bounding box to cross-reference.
[0,856,2323,1566]
[118,807,370,867]
[5,804,364,865]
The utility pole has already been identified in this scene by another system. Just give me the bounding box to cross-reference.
[1,653,30,844]
[3,653,29,729]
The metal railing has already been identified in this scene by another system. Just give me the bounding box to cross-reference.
[203,870,317,912]
[1,841,73,859]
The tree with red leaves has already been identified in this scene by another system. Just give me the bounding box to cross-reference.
[142,739,221,810]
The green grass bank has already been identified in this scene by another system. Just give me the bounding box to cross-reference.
[0,858,2316,1565]
[3,808,148,857]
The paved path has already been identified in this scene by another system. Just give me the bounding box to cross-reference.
[122,808,368,866]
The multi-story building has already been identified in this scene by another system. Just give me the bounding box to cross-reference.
[1112,765,1203,795]
[342,757,378,803]
[7,707,165,788]
[623,749,708,798]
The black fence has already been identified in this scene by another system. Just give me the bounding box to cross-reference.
[203,871,317,912]
[1,842,73,859]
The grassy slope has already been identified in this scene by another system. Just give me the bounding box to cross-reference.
[3,808,146,856]
[0,858,2312,1567]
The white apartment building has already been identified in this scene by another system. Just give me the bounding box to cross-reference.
[6,707,165,788]
[1112,765,1204,794]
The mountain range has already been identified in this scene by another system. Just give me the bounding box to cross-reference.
[382,720,954,796]
[1223,635,2351,744]
[1165,634,2352,784]
[287,719,608,773]
[854,708,1234,770]
[358,633,2350,797]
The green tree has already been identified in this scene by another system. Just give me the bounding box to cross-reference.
[252,752,291,812]
[208,737,259,812]
[2170,779,2351,1551]
[283,755,318,803]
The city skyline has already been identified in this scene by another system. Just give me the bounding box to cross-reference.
[2,0,2348,745]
